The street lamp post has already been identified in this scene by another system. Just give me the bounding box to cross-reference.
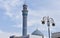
[41,16,55,38]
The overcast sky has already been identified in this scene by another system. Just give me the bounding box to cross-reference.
[0,0,60,38]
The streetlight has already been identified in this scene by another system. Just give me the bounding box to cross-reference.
[41,16,55,38]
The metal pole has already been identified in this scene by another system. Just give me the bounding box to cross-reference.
[47,17,50,38]
[48,26,50,38]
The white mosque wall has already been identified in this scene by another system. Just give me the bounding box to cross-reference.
[29,35,42,38]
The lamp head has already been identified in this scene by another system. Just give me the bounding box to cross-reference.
[42,20,45,24]
[52,23,55,26]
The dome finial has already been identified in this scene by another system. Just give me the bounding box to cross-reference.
[36,25,39,30]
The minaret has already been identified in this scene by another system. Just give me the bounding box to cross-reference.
[22,2,28,36]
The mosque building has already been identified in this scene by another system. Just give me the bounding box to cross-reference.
[10,1,44,38]
[10,29,44,38]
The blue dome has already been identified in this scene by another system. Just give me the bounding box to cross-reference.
[32,29,43,36]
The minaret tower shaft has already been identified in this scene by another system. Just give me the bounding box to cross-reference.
[22,2,28,36]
